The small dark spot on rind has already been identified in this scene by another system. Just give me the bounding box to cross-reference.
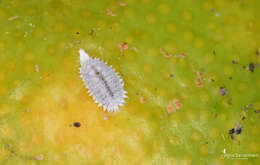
[211,78,215,82]
[242,116,246,120]
[232,60,238,64]
[213,50,216,55]
[76,31,80,35]
[235,128,242,135]
[227,98,232,105]
[254,109,260,114]
[73,122,81,127]
[229,128,235,134]
[219,87,227,96]
[249,62,255,72]
[231,135,234,140]
[169,74,174,78]
[89,28,95,36]
[228,76,232,80]
[242,65,246,69]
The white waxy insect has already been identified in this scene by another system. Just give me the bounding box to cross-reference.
[79,49,127,112]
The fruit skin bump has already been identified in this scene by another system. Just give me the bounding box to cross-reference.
[79,49,127,112]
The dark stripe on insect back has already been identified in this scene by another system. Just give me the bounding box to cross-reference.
[92,66,114,97]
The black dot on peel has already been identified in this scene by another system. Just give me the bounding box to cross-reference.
[76,31,80,35]
[229,128,235,134]
[249,62,255,72]
[235,128,242,135]
[73,122,81,127]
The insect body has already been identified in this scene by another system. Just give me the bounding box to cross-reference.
[79,49,127,112]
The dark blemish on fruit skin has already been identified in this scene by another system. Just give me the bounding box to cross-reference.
[228,76,232,80]
[213,50,216,55]
[232,60,238,64]
[249,62,255,72]
[242,116,246,120]
[211,78,215,82]
[219,87,227,96]
[242,65,246,70]
[227,98,232,105]
[229,128,235,134]
[76,31,80,35]
[169,74,174,78]
[89,28,95,36]
[235,128,242,135]
[229,123,242,139]
[254,109,260,114]
[73,122,81,127]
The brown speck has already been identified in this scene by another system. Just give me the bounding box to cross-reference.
[196,78,203,87]
[232,60,238,64]
[249,62,255,72]
[169,74,174,78]
[140,97,146,104]
[254,109,260,114]
[227,98,232,105]
[213,50,216,55]
[89,28,94,36]
[73,122,81,127]
[119,42,128,52]
[231,135,234,140]
[242,116,246,120]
